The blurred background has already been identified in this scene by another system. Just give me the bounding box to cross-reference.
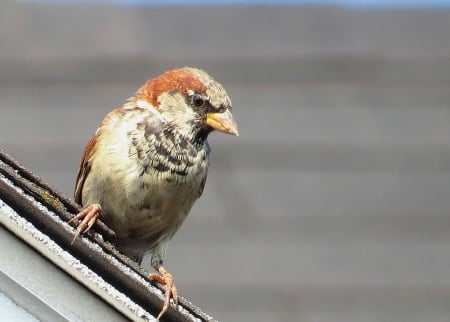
[1,1,450,321]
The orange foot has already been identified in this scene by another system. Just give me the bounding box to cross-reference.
[149,265,178,319]
[68,204,102,243]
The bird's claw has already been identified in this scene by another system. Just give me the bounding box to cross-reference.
[69,204,102,244]
[149,266,178,319]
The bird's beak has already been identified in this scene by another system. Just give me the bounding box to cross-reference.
[205,109,239,136]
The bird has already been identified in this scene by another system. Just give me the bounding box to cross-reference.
[69,67,238,319]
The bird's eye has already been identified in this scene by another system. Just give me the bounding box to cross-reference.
[192,96,205,108]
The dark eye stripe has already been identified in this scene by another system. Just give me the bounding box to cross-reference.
[190,93,227,114]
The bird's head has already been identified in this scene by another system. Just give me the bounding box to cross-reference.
[135,67,238,143]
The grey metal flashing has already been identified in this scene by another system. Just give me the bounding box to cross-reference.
[0,148,216,322]
[0,213,130,322]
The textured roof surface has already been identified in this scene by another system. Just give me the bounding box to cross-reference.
[0,149,215,321]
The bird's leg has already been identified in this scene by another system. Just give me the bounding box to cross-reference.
[149,265,178,319]
[68,204,102,244]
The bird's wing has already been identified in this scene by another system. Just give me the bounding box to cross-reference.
[74,107,120,204]
[74,131,98,205]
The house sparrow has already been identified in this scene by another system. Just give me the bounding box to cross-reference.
[70,67,238,319]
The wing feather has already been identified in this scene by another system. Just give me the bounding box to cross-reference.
[74,132,99,205]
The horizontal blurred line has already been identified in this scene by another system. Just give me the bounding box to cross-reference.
[181,212,450,245]
[1,56,450,86]
[213,142,450,173]
[183,284,450,311]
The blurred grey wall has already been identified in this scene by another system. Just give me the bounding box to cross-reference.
[1,4,450,322]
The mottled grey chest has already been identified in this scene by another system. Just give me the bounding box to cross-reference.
[127,119,211,186]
